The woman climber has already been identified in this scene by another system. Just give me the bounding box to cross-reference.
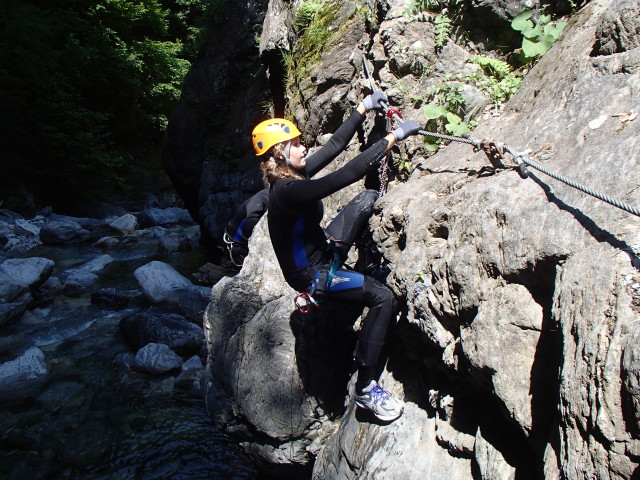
[251,93,421,422]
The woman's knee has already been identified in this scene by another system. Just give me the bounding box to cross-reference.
[363,276,396,311]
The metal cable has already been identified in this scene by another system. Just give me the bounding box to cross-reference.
[360,52,640,218]
[503,146,640,217]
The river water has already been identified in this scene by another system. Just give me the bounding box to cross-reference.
[0,225,258,479]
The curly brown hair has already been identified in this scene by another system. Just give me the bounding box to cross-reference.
[260,141,304,185]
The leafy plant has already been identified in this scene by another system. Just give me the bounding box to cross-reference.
[394,153,414,177]
[404,0,464,49]
[511,9,567,61]
[405,0,463,15]
[422,103,471,151]
[468,56,524,104]
[426,78,465,113]
[433,14,452,47]
[295,0,325,32]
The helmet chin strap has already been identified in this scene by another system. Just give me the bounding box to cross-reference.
[284,141,292,166]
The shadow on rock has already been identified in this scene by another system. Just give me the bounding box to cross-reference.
[289,299,361,419]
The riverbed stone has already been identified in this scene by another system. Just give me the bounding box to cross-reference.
[39,219,91,245]
[0,347,49,400]
[0,269,27,303]
[59,269,99,295]
[134,343,184,374]
[0,257,55,291]
[109,213,138,235]
[91,287,144,310]
[120,310,204,356]
[0,300,29,327]
[134,260,193,304]
[14,218,40,237]
[138,206,193,227]
[78,254,114,273]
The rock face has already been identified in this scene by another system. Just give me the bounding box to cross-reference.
[192,0,640,478]
[161,0,270,249]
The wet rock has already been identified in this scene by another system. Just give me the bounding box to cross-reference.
[95,236,121,249]
[120,310,204,356]
[0,269,27,303]
[39,219,91,245]
[158,232,191,254]
[175,355,205,394]
[113,351,136,370]
[173,286,211,325]
[14,218,40,237]
[59,269,99,295]
[78,254,114,273]
[0,300,29,327]
[138,207,193,228]
[0,347,49,400]
[0,257,55,291]
[91,288,144,310]
[134,261,193,304]
[134,343,184,374]
[109,213,138,235]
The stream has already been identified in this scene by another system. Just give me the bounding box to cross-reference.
[0,224,258,479]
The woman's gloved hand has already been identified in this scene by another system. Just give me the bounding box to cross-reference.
[391,120,422,141]
[363,92,388,112]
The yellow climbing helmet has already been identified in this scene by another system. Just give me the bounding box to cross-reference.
[251,118,301,156]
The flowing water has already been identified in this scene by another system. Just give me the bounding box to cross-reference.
[0,225,258,479]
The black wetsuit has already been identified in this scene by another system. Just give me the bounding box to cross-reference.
[267,108,396,381]
[225,188,269,247]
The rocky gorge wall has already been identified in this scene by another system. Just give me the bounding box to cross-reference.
[164,0,640,478]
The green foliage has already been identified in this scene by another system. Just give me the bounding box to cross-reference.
[0,0,216,212]
[511,9,566,62]
[405,0,463,15]
[287,1,339,92]
[295,0,326,32]
[426,77,465,113]
[422,102,471,150]
[404,0,464,48]
[468,56,524,104]
[394,153,414,177]
[433,14,452,48]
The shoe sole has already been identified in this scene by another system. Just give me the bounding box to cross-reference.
[355,400,403,422]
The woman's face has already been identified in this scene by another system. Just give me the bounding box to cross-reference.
[288,137,307,169]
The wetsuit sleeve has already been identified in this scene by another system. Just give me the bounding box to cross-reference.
[276,138,389,204]
[304,108,366,178]
[225,189,269,244]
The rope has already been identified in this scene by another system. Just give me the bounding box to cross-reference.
[360,51,640,218]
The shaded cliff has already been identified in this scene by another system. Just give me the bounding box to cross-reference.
[164,0,640,478]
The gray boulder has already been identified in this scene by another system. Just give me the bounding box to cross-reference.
[134,260,194,304]
[39,219,91,245]
[134,343,184,374]
[138,207,193,228]
[0,347,49,400]
[108,213,138,235]
[0,257,55,290]
[120,310,204,356]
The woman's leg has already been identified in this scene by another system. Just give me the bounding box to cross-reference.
[316,268,396,388]
[324,189,378,263]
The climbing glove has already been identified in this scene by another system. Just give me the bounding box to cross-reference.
[391,120,421,141]
[363,92,388,112]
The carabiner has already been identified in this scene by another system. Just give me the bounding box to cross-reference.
[294,292,318,314]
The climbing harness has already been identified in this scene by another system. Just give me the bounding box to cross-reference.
[360,51,640,218]
[293,237,347,314]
